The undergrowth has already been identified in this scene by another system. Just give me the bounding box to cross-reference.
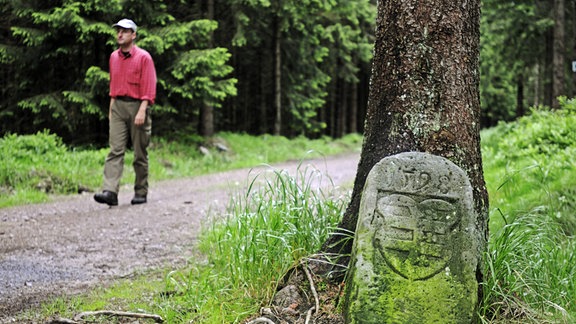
[6,98,576,323]
[480,97,576,323]
[0,131,362,208]
[158,163,350,322]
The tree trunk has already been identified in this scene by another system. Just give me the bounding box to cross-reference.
[324,75,335,137]
[260,51,268,134]
[320,0,488,285]
[349,80,359,134]
[516,74,526,117]
[329,80,337,137]
[338,81,349,137]
[273,17,282,136]
[534,64,541,106]
[199,0,215,137]
[552,0,565,109]
[199,103,215,137]
[544,28,554,107]
[572,0,576,97]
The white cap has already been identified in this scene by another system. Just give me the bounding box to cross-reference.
[113,19,137,32]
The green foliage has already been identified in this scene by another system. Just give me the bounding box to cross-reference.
[481,212,575,323]
[12,134,356,323]
[321,0,375,81]
[0,131,361,208]
[165,163,349,322]
[482,99,576,227]
[480,0,555,125]
[485,106,576,160]
[61,91,100,115]
[0,44,16,64]
[2,0,374,141]
[167,47,237,107]
[0,131,106,207]
[140,20,218,54]
[2,1,123,137]
[225,0,374,135]
[2,1,238,141]
[481,98,576,322]
[5,0,568,137]
[10,101,576,323]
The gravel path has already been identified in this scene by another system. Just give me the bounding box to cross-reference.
[0,153,359,321]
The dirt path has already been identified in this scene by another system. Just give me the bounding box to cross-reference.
[0,153,359,321]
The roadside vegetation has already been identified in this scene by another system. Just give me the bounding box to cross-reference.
[0,132,361,209]
[3,99,576,323]
[479,97,576,323]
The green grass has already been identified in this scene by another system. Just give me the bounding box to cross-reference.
[1,130,357,323]
[23,161,350,323]
[5,99,576,323]
[480,97,576,323]
[31,271,169,322]
[0,131,107,207]
[480,211,576,323]
[165,165,350,322]
[0,131,362,208]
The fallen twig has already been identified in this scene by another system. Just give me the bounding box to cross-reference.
[245,317,276,324]
[73,310,163,323]
[48,318,78,324]
[301,261,320,316]
[305,306,316,324]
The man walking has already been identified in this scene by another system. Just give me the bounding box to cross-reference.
[94,19,157,206]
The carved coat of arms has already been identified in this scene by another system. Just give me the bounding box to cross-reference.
[373,193,460,280]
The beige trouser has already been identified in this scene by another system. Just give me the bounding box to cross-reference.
[102,99,151,196]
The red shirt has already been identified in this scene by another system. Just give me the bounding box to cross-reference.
[109,45,157,105]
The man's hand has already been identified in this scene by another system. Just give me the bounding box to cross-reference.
[135,100,149,126]
[134,110,146,126]
[109,98,115,120]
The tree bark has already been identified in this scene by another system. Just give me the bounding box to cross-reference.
[338,81,349,137]
[273,17,282,136]
[349,80,359,134]
[544,28,554,107]
[516,74,526,117]
[534,64,541,107]
[320,0,488,285]
[552,0,565,109]
[329,80,337,137]
[199,0,215,137]
[572,0,576,97]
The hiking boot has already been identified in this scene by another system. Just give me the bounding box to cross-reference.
[131,195,147,205]
[94,190,118,206]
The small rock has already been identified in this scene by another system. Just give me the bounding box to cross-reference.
[215,143,229,152]
[272,285,303,309]
[199,146,210,156]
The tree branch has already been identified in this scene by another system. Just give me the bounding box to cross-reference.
[72,310,163,323]
[301,261,319,315]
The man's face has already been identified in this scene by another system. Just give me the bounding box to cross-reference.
[116,27,135,46]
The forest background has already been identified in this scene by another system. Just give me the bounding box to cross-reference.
[1,0,575,145]
[2,0,576,322]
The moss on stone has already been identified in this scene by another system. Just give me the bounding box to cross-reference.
[343,153,480,324]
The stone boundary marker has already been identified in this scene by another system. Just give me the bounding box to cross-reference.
[344,152,480,323]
